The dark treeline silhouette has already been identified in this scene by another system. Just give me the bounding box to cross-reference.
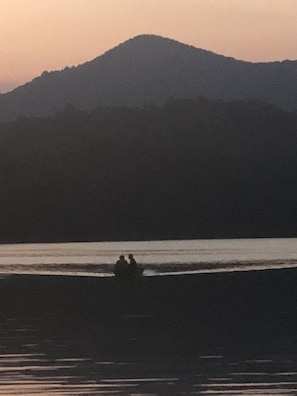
[1,97,297,243]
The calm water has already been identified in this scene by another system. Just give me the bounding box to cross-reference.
[1,238,297,277]
[1,238,297,395]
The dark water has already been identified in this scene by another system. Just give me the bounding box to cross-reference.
[1,309,297,395]
[1,239,297,394]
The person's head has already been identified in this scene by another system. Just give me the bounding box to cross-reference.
[120,255,124,259]
[128,254,133,259]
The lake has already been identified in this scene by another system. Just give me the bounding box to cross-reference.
[1,238,297,395]
[1,237,297,277]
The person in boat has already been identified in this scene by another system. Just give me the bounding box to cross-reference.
[128,254,143,277]
[128,254,137,271]
[114,255,129,278]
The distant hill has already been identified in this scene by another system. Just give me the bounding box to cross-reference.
[1,34,297,120]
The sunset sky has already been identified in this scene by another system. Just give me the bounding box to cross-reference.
[1,0,297,93]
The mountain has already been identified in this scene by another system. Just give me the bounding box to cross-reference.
[1,34,297,120]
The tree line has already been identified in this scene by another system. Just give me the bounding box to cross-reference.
[1,98,297,243]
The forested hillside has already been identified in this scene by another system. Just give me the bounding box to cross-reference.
[1,35,297,121]
[1,98,297,243]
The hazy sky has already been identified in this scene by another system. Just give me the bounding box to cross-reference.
[1,0,297,92]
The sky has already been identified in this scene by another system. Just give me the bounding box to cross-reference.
[1,0,297,93]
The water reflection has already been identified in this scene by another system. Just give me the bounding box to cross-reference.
[1,314,297,395]
[1,265,297,395]
[2,238,297,277]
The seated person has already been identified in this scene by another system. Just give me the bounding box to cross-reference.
[114,255,129,278]
[128,254,143,277]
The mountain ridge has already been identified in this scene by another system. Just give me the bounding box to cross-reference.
[1,34,297,120]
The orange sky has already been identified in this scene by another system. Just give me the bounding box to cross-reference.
[1,0,297,92]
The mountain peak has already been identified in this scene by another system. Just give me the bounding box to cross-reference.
[124,33,183,45]
[112,33,202,55]
[100,33,193,58]
[1,34,297,120]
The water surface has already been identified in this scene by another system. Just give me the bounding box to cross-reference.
[1,238,297,276]
[1,238,297,395]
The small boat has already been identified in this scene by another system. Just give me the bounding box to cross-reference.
[114,266,143,280]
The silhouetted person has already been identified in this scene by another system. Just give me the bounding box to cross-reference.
[128,254,137,270]
[128,254,143,277]
[114,255,129,278]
